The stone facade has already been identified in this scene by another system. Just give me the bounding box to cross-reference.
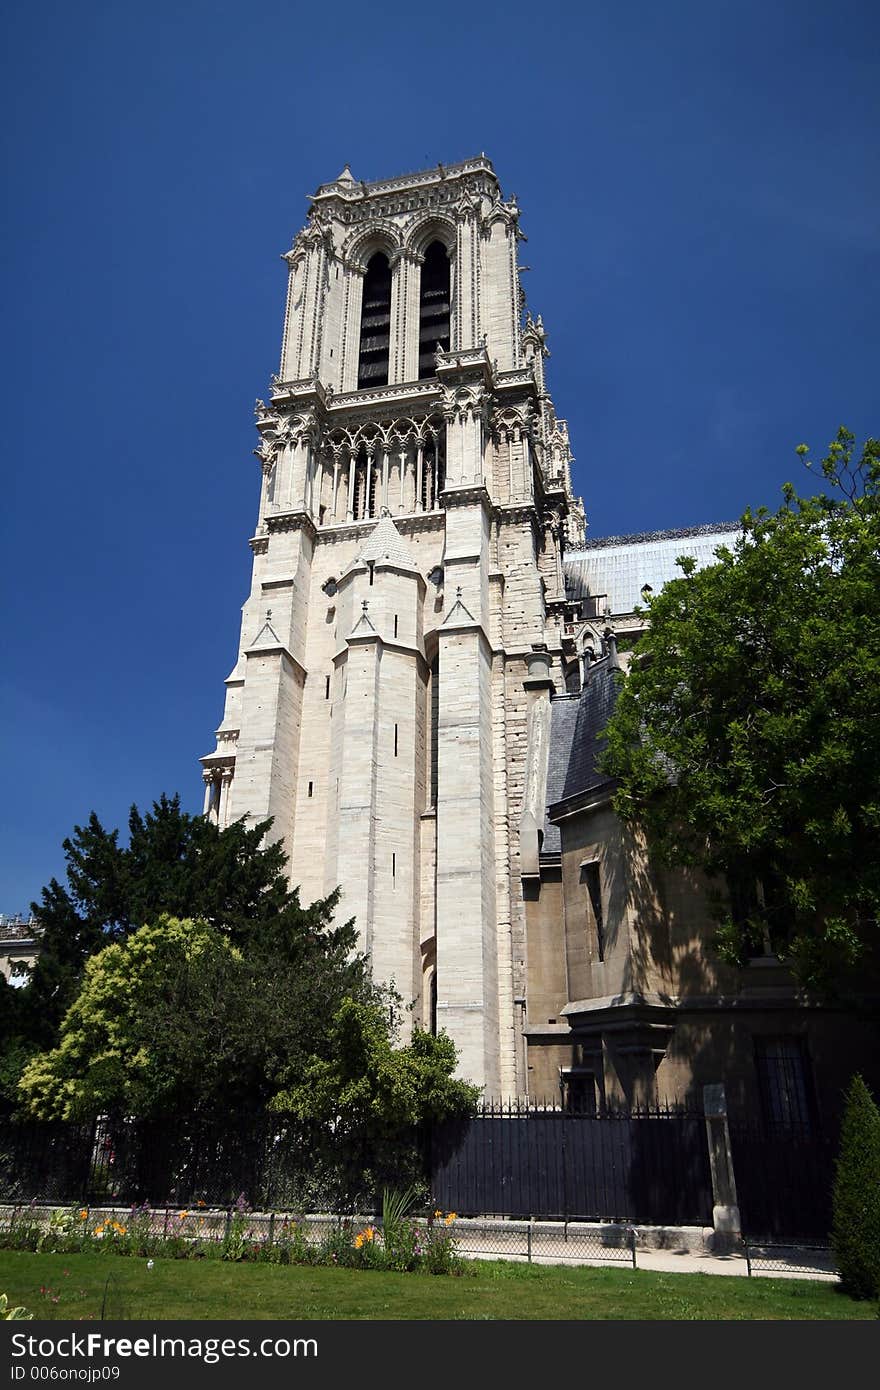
[202,158,584,1095]
[202,159,878,1117]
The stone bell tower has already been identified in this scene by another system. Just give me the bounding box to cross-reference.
[201,157,585,1095]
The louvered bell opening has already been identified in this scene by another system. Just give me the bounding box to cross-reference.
[418,241,450,379]
[358,253,392,389]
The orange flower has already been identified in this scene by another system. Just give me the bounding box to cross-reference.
[445,1212,456,1225]
[178,1210,189,1221]
[79,1209,88,1221]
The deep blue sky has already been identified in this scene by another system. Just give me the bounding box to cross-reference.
[2,0,877,914]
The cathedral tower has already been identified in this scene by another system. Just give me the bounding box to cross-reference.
[201,158,585,1095]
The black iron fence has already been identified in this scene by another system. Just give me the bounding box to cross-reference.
[0,1116,330,1211]
[431,1100,714,1226]
[730,1123,836,1241]
[0,1103,838,1242]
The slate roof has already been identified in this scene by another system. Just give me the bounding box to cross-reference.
[541,662,620,856]
[356,513,418,570]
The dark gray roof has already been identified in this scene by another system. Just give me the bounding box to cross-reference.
[561,663,620,801]
[541,663,621,854]
[541,696,580,856]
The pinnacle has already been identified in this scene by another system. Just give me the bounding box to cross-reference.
[336,164,355,185]
[356,511,418,571]
[248,614,283,650]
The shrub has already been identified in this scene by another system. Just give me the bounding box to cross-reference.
[831,1073,880,1300]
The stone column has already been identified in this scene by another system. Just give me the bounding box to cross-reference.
[331,455,340,522]
[366,446,375,520]
[703,1083,743,1250]
[218,767,234,829]
[346,449,356,521]
[202,771,214,818]
[398,446,408,513]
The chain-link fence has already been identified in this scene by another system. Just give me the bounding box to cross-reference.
[744,1242,837,1278]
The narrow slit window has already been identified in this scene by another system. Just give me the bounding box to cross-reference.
[394,723,399,757]
[325,675,331,700]
[582,862,605,962]
[394,614,399,639]
[308,781,313,798]
[392,851,396,882]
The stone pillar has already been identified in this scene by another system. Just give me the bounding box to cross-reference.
[346,449,356,521]
[703,1083,743,1250]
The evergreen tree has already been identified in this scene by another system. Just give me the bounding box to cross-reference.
[831,1074,880,1300]
[2,795,373,1107]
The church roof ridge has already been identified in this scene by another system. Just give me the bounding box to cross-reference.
[568,521,741,554]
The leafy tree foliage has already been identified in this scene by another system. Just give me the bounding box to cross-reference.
[601,430,880,988]
[831,1074,880,1299]
[3,796,373,1114]
[270,999,480,1208]
[18,911,375,1123]
[8,794,348,1046]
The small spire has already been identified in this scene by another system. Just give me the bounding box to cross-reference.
[336,164,355,184]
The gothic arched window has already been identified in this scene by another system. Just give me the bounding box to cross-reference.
[418,241,450,379]
[358,253,392,389]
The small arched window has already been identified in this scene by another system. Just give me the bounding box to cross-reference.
[418,241,450,379]
[358,253,392,389]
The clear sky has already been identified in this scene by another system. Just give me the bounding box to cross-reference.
[1,0,877,914]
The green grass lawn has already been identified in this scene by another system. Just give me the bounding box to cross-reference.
[0,1250,874,1320]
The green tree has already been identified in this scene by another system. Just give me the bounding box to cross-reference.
[831,1074,880,1300]
[601,429,880,989]
[270,999,480,1209]
[4,795,374,1114]
[18,913,373,1123]
[15,795,303,1050]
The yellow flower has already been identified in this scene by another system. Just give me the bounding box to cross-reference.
[178,1210,189,1221]
[363,1226,375,1242]
[79,1210,88,1221]
[354,1232,365,1249]
[445,1213,456,1225]
[434,1209,443,1219]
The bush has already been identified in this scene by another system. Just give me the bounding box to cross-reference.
[831,1074,880,1300]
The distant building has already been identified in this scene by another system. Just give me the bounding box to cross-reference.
[0,915,41,987]
[201,159,878,1121]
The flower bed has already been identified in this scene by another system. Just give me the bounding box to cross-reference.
[0,1199,464,1276]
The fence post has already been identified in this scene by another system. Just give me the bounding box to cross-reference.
[703,1084,743,1253]
[527,1221,532,1263]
